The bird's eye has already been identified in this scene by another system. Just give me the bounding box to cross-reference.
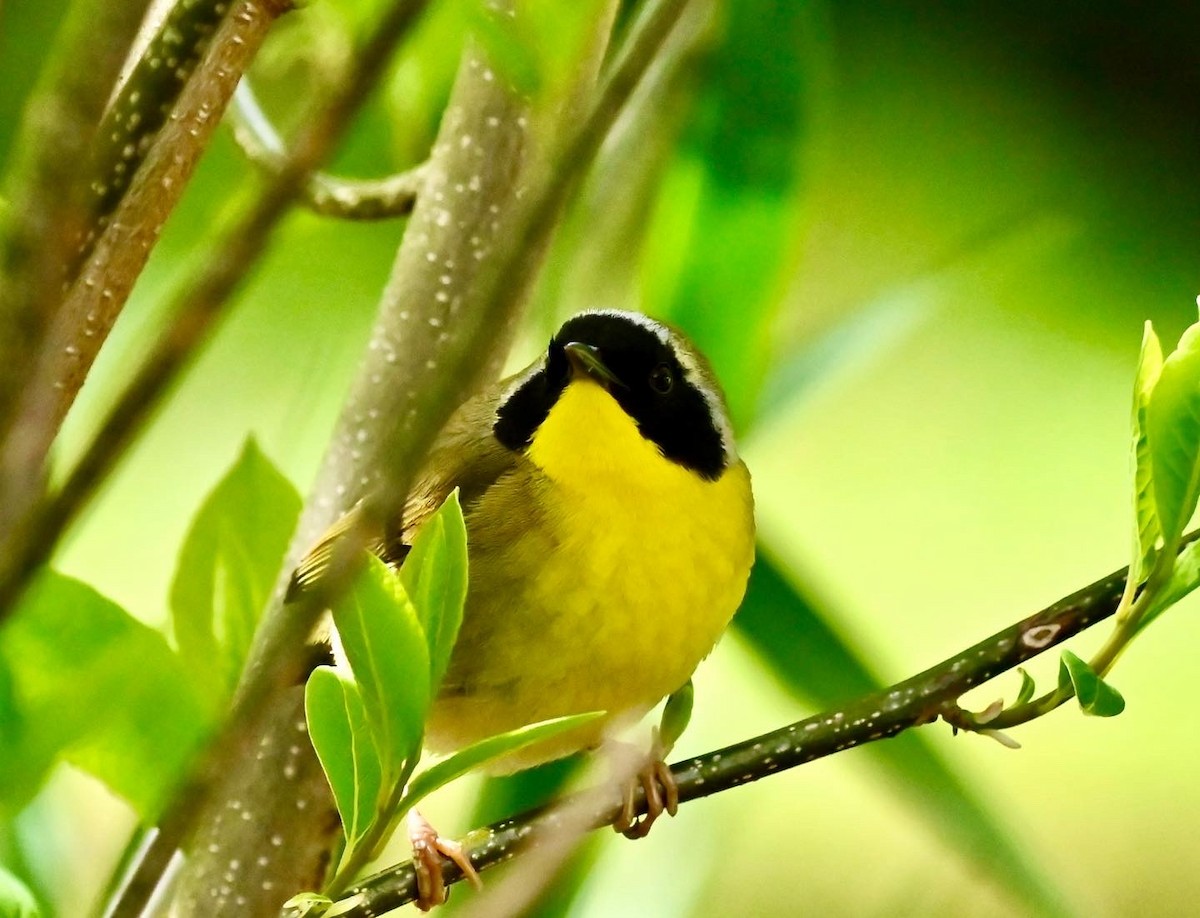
[649,363,674,394]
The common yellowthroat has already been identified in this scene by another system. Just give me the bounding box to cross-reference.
[293,309,755,899]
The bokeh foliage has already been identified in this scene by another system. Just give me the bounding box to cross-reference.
[1,0,1199,916]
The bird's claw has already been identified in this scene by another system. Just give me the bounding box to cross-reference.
[408,809,482,911]
[612,728,679,840]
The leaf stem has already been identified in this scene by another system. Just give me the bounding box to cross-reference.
[325,770,412,899]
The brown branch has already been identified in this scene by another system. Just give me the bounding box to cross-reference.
[0,0,291,550]
[168,19,560,918]
[0,0,153,502]
[0,0,295,628]
[87,2,441,915]
[82,0,237,255]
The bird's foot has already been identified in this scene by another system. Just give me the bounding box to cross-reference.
[611,728,679,840]
[408,809,482,911]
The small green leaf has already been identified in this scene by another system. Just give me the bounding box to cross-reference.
[401,712,605,812]
[1088,682,1127,717]
[1146,319,1200,551]
[1059,651,1126,717]
[0,865,39,918]
[281,891,332,917]
[331,555,429,777]
[1130,321,1164,583]
[659,681,694,752]
[0,571,210,817]
[1014,667,1036,706]
[170,438,302,701]
[399,489,468,693]
[305,666,383,849]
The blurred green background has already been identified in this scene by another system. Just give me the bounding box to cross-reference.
[5,0,1200,915]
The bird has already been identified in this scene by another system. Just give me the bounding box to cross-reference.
[291,309,756,906]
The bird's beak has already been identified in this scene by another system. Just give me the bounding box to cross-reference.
[563,342,625,390]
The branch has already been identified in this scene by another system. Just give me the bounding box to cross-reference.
[230,82,424,220]
[316,550,1133,915]
[82,0,239,255]
[0,0,153,499]
[0,0,290,551]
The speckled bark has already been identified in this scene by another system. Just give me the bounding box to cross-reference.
[171,688,340,915]
[0,0,153,520]
[168,29,543,918]
[165,0,633,909]
[0,0,287,533]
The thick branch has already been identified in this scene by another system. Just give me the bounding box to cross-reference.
[169,0,706,911]
[167,30,538,918]
[318,552,1132,915]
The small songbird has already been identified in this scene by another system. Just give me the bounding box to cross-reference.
[292,309,755,905]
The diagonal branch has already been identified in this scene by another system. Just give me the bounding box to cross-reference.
[0,0,291,554]
[0,0,153,503]
[316,549,1134,915]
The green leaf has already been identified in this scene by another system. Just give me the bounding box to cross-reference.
[170,438,302,701]
[280,891,332,917]
[646,0,824,427]
[1130,321,1164,583]
[0,571,210,818]
[737,549,1070,916]
[0,653,20,751]
[1058,651,1126,717]
[399,489,468,693]
[401,712,605,813]
[1015,667,1036,706]
[331,555,430,777]
[305,666,383,850]
[1137,538,1200,633]
[659,681,694,752]
[0,865,39,918]
[1146,319,1200,551]
[281,891,332,917]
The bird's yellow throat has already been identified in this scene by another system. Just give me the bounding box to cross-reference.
[529,378,702,489]
[525,376,753,557]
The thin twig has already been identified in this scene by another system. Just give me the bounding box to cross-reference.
[231,82,424,220]
[312,552,1132,915]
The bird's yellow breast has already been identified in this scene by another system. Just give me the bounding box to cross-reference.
[426,379,755,770]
